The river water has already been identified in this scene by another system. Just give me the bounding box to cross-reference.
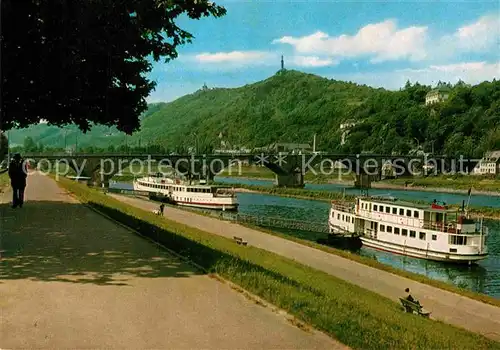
[110,178,500,299]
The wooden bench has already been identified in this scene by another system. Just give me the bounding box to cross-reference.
[233,236,248,246]
[399,298,431,318]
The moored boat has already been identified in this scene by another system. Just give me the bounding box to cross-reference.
[133,173,238,211]
[328,196,488,264]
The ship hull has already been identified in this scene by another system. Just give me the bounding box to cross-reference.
[360,237,488,263]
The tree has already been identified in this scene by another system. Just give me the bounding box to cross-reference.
[0,132,8,162]
[23,136,38,152]
[1,0,226,134]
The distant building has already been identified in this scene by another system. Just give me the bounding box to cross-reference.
[425,86,450,105]
[340,121,357,145]
[473,150,500,175]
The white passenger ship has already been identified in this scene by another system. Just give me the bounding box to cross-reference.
[133,173,238,211]
[329,196,488,264]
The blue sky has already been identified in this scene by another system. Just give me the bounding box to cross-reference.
[146,0,500,103]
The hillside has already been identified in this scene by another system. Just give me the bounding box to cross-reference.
[8,70,500,156]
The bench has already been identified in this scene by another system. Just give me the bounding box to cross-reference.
[233,236,248,246]
[399,298,431,318]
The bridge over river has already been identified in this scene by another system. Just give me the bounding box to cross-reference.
[24,152,479,189]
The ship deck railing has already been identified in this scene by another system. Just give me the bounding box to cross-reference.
[422,221,484,234]
[331,202,355,214]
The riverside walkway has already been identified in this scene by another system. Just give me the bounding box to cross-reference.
[0,172,344,349]
[109,193,500,342]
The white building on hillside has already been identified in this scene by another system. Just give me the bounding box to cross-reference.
[425,86,451,105]
[473,150,500,175]
[340,121,357,145]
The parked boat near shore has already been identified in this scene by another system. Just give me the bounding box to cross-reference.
[329,196,489,264]
[133,173,238,211]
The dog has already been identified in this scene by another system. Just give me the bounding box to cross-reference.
[152,209,161,215]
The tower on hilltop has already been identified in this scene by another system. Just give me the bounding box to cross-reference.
[281,55,284,70]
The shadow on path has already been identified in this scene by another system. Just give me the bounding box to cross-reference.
[0,200,203,285]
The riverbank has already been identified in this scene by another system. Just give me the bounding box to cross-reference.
[372,181,500,197]
[225,183,500,220]
[52,176,500,348]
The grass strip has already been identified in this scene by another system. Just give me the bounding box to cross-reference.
[54,175,499,350]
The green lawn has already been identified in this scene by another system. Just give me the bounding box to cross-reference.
[54,175,500,350]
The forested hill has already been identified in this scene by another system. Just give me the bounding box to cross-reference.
[9,70,500,157]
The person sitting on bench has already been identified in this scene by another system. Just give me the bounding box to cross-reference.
[405,288,420,305]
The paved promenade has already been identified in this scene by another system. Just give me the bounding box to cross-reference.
[110,193,500,342]
[0,172,344,349]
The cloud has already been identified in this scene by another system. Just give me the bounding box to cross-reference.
[289,55,339,67]
[192,51,276,65]
[273,19,428,63]
[336,61,500,90]
[447,14,500,52]
[185,51,339,69]
[274,13,499,65]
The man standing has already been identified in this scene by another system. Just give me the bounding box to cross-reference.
[8,153,28,208]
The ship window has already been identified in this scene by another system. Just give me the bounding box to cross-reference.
[352,217,354,223]
[342,215,345,221]
[399,209,404,215]
[394,227,400,235]
[450,248,457,253]
[406,210,411,217]
[419,232,426,240]
[432,234,437,240]
[450,235,467,245]
[413,211,419,218]
[410,230,416,238]
[387,226,392,233]
[392,208,397,214]
[337,214,340,220]
[380,225,385,232]
[379,205,383,212]
[402,229,408,236]
[374,205,378,211]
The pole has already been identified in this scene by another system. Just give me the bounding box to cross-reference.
[465,188,472,211]
[313,133,316,153]
[479,217,483,254]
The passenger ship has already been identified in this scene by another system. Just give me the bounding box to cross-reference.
[133,173,238,211]
[328,196,488,264]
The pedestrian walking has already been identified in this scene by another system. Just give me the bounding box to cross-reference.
[8,153,28,208]
[160,203,165,215]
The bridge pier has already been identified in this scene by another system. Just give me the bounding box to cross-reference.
[353,166,381,189]
[275,172,304,188]
[262,154,321,188]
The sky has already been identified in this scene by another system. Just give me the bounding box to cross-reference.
[146,0,500,103]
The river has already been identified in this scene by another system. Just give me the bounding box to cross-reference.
[110,178,500,299]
